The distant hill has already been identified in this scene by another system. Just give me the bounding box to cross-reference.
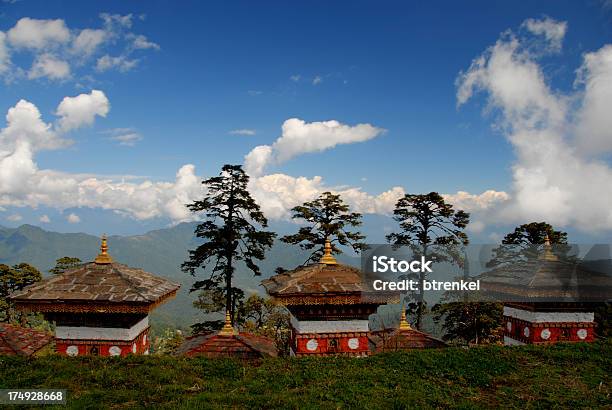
[0,215,398,332]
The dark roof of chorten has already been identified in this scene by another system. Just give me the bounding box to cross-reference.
[176,313,277,358]
[261,240,398,305]
[9,237,180,313]
[369,309,447,352]
[478,247,612,302]
[0,323,53,356]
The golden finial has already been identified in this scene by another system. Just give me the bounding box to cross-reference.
[94,234,113,264]
[319,238,337,265]
[399,304,412,330]
[539,234,558,261]
[218,310,237,336]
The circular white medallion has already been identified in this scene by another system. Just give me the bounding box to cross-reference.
[506,322,512,332]
[348,338,359,350]
[540,329,551,340]
[306,339,318,351]
[143,334,147,345]
[66,345,79,356]
[523,327,530,338]
[109,346,121,356]
[577,329,588,340]
[132,343,137,354]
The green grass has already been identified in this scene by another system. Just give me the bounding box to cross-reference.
[1,341,610,409]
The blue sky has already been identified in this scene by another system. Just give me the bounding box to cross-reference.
[0,0,611,242]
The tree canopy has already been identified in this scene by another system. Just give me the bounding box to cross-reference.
[0,263,42,323]
[280,191,366,265]
[181,164,276,331]
[49,256,82,275]
[386,192,470,329]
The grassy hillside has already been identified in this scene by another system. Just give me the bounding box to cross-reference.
[1,341,610,409]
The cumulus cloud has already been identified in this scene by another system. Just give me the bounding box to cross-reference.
[7,18,70,49]
[95,54,138,72]
[7,213,22,222]
[0,94,505,225]
[55,90,110,132]
[457,17,612,231]
[66,213,80,223]
[72,29,107,57]
[0,94,204,222]
[1,14,158,82]
[28,53,70,80]
[244,118,385,176]
[522,16,567,52]
[39,214,50,223]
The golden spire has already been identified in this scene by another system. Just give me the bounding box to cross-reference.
[218,310,237,336]
[319,238,337,265]
[94,234,113,264]
[539,234,558,261]
[399,304,412,330]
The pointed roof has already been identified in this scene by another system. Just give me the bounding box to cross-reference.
[0,323,53,356]
[479,256,612,302]
[176,331,277,358]
[262,239,398,305]
[9,237,180,313]
[369,309,447,352]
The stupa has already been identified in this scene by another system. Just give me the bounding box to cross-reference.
[9,236,180,356]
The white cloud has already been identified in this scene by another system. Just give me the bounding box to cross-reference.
[7,18,70,49]
[72,29,107,57]
[0,94,506,225]
[0,95,204,222]
[244,118,385,176]
[110,132,142,146]
[66,213,80,223]
[7,213,22,222]
[127,34,159,50]
[312,75,322,85]
[0,32,10,75]
[39,214,50,223]
[1,14,158,82]
[55,90,110,132]
[28,53,70,80]
[290,74,301,82]
[522,17,567,52]
[457,17,612,232]
[96,54,138,72]
[229,129,256,136]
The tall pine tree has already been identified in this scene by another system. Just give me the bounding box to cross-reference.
[182,164,276,331]
[386,192,469,330]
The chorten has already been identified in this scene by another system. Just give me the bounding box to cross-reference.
[480,236,609,345]
[9,236,180,356]
[262,239,398,356]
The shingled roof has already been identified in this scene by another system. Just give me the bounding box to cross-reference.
[368,311,447,352]
[479,253,612,302]
[0,323,53,356]
[176,313,277,358]
[262,240,398,305]
[9,237,180,313]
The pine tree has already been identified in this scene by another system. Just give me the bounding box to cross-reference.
[181,164,276,331]
[280,191,366,265]
[486,222,568,268]
[0,263,42,323]
[386,192,469,330]
[49,256,82,275]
